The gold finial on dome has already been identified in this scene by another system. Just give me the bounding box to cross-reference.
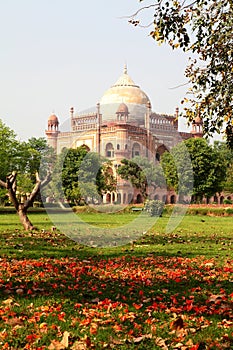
[124,63,127,74]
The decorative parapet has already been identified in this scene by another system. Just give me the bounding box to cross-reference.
[149,113,178,131]
[179,131,192,140]
[71,113,98,131]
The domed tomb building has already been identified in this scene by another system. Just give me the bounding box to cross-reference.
[46,66,202,204]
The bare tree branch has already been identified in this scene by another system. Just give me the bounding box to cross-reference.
[6,172,19,210]
[181,0,198,10]
[41,172,52,188]
[120,4,158,19]
[0,179,7,188]
[1,170,51,230]
[169,81,190,89]
[24,171,51,210]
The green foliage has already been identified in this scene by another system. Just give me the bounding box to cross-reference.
[16,137,55,199]
[130,1,233,147]
[223,198,233,205]
[214,141,233,193]
[0,188,8,206]
[225,207,233,215]
[117,156,165,198]
[0,120,54,197]
[117,158,147,197]
[0,119,21,180]
[58,146,90,204]
[160,151,177,191]
[161,138,228,201]
[161,142,193,196]
[51,146,116,204]
[16,173,34,195]
[99,162,117,194]
[144,199,164,216]
[25,137,55,179]
[185,138,227,199]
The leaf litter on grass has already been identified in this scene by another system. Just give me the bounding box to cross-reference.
[0,250,233,349]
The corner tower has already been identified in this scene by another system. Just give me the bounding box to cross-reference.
[45,113,59,151]
[191,115,203,138]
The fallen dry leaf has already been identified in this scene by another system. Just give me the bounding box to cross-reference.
[132,334,152,343]
[61,331,70,347]
[5,317,24,326]
[2,298,14,306]
[48,338,68,350]
[171,317,184,331]
[155,337,169,350]
[71,341,87,350]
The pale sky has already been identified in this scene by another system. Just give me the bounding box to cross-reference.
[0,0,193,141]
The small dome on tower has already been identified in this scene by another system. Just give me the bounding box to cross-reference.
[194,115,202,124]
[116,103,129,114]
[48,113,58,122]
[47,113,59,132]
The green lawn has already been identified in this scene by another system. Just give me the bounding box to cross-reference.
[0,211,233,349]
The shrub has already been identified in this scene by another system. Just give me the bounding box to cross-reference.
[144,200,164,217]
[188,208,209,215]
[225,207,233,215]
[223,199,233,204]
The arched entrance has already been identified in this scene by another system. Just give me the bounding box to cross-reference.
[132,143,140,158]
[136,194,143,204]
[170,195,176,204]
[156,144,169,162]
[106,193,111,203]
[80,144,90,152]
[106,143,114,158]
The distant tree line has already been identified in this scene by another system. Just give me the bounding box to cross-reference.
[0,119,232,229]
[117,138,233,203]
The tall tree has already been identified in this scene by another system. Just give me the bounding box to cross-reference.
[25,137,53,176]
[0,119,21,180]
[52,146,116,205]
[117,156,165,199]
[0,120,52,230]
[0,171,51,230]
[13,138,55,208]
[213,141,233,193]
[161,138,227,202]
[129,0,233,147]
[161,141,194,198]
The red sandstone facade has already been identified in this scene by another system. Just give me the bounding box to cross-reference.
[46,66,208,204]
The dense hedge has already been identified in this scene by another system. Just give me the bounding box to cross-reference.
[0,204,233,216]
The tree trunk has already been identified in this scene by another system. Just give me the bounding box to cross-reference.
[0,171,51,231]
[18,205,34,230]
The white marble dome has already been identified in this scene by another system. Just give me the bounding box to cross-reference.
[99,65,151,125]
